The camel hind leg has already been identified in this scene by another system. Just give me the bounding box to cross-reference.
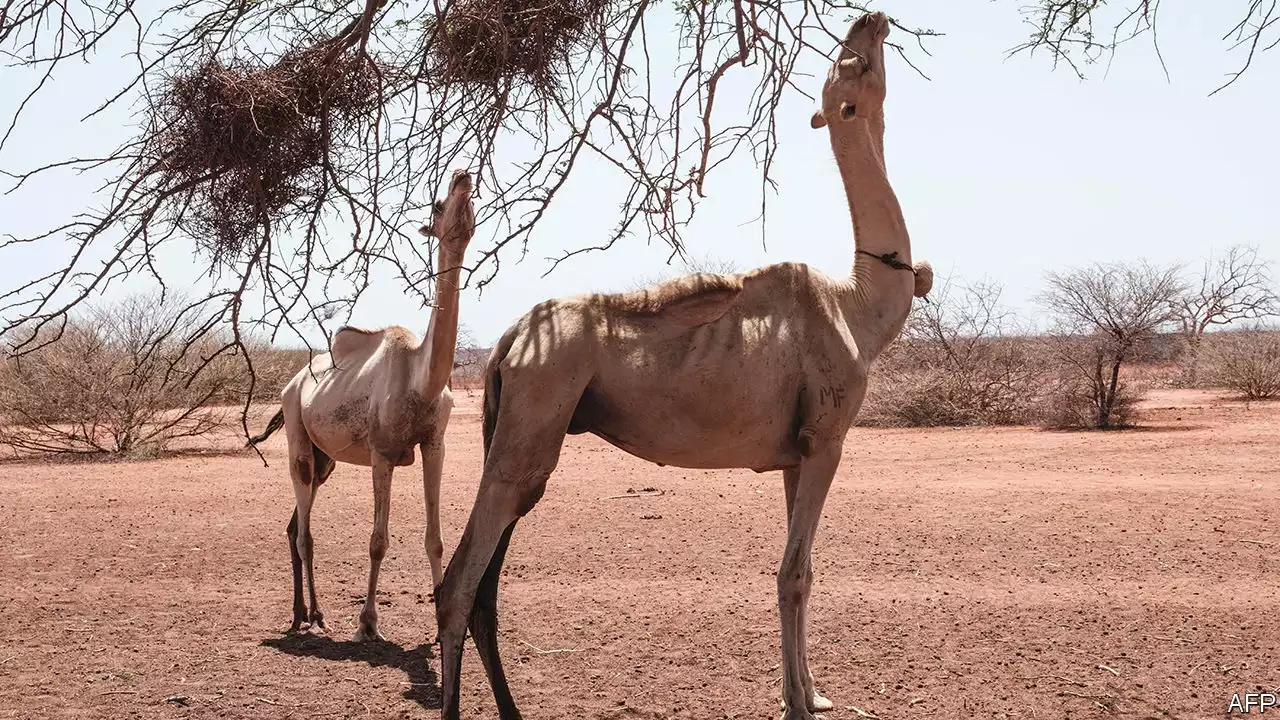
[288,437,332,633]
[436,376,580,719]
[469,521,521,719]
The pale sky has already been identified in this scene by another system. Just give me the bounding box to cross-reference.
[1,1,1276,346]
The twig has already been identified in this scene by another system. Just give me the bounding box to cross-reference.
[1017,674,1086,687]
[845,705,881,719]
[602,490,665,500]
[1239,539,1273,546]
[1097,664,1120,676]
[99,690,139,696]
[1060,690,1113,700]
[518,639,578,655]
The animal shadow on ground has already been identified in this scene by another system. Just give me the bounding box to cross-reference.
[261,634,440,708]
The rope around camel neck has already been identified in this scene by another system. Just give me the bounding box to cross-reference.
[855,249,916,275]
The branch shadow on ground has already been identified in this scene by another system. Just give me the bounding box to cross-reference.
[261,634,440,709]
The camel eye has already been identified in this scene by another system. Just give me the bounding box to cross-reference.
[433,200,445,215]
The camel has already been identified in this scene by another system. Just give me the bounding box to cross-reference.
[432,12,931,720]
[248,169,475,641]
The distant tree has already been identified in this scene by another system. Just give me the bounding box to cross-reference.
[1174,245,1279,385]
[1040,261,1185,428]
[450,322,486,393]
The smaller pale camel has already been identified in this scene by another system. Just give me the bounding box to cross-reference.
[248,169,475,641]
[432,12,930,720]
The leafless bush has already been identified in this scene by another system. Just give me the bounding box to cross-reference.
[1038,261,1184,429]
[247,346,314,402]
[1173,245,1278,386]
[1203,329,1280,400]
[450,323,487,394]
[860,278,1044,428]
[0,294,239,457]
[1037,337,1142,430]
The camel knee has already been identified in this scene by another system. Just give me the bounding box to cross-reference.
[514,479,547,517]
[425,530,444,560]
[776,560,812,606]
[777,573,805,606]
[296,532,314,560]
[369,529,388,563]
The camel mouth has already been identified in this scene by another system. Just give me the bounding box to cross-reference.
[449,170,473,195]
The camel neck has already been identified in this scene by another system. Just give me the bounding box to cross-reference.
[828,113,913,361]
[414,244,465,396]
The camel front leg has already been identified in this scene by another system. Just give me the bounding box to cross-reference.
[778,450,840,720]
[783,468,834,714]
[354,455,394,642]
[421,437,446,592]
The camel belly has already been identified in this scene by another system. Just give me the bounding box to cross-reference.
[569,385,802,470]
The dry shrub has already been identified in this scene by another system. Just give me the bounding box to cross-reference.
[0,295,239,457]
[1037,336,1143,430]
[861,339,1045,428]
[427,0,610,93]
[1038,368,1140,430]
[153,47,387,262]
[448,324,487,395]
[1203,330,1280,400]
[859,279,1045,428]
[246,346,314,402]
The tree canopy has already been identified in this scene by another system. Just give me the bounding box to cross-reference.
[1,0,1272,395]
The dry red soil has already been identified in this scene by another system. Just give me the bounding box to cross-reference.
[1,390,1277,719]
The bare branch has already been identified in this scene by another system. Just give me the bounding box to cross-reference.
[1009,1,1278,94]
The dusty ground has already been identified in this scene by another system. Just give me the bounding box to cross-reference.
[1,389,1277,719]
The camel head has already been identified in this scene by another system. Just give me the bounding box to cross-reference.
[419,169,476,251]
[809,11,890,129]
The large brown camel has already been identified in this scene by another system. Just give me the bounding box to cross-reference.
[432,12,930,720]
[249,169,475,641]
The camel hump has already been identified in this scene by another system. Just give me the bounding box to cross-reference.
[604,273,744,328]
[331,325,385,366]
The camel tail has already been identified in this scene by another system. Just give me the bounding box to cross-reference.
[481,327,518,460]
[246,408,285,447]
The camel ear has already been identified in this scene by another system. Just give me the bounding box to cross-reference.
[810,110,827,129]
